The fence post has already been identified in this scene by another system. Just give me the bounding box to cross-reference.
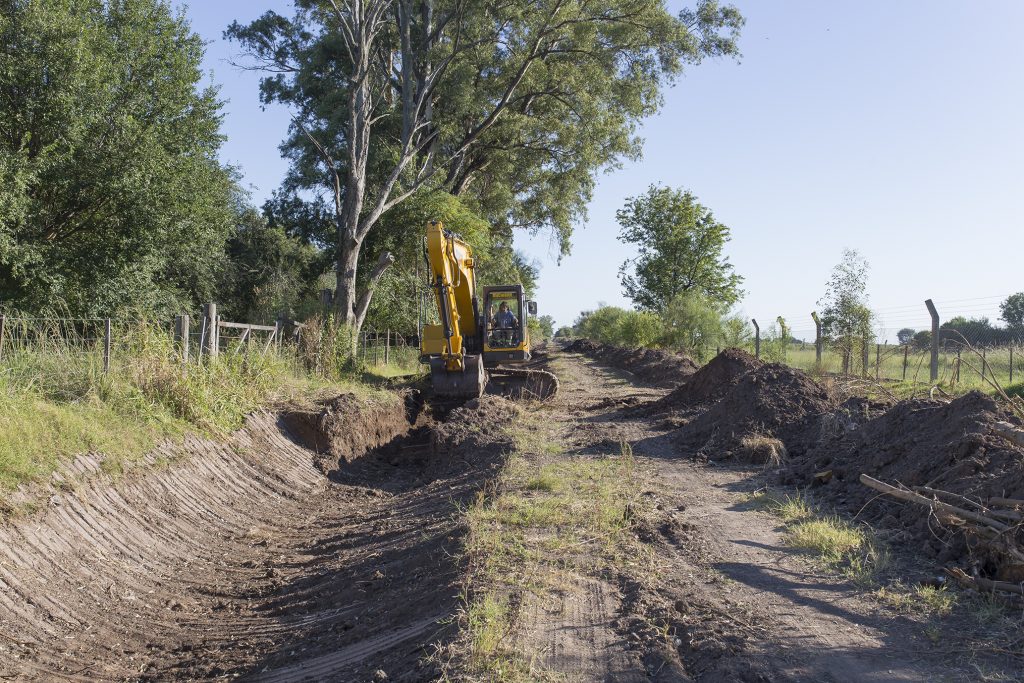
[876,343,881,380]
[811,312,822,366]
[955,347,961,384]
[925,299,940,382]
[861,336,869,378]
[174,314,190,363]
[1011,346,1015,384]
[0,314,5,362]
[203,303,218,359]
[752,319,760,359]
[981,347,987,382]
[103,318,112,373]
[902,344,909,381]
[385,328,390,365]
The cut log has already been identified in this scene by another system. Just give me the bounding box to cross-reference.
[945,567,1024,596]
[860,474,1011,533]
[992,421,1024,448]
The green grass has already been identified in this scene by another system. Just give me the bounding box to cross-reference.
[455,417,653,678]
[0,322,383,495]
[749,489,887,581]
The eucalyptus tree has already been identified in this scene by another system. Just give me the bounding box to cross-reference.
[228,0,744,334]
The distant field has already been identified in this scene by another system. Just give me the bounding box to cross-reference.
[781,343,1022,392]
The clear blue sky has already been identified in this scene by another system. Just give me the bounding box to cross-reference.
[183,1,1024,341]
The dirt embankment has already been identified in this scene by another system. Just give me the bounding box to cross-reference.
[0,390,516,681]
[565,338,698,387]
[575,345,1024,584]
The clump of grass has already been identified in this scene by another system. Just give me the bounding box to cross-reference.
[751,488,887,581]
[875,583,957,616]
[738,433,786,466]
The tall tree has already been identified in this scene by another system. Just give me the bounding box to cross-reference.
[1000,293,1024,334]
[0,0,237,316]
[616,185,743,311]
[227,0,744,335]
[818,249,873,373]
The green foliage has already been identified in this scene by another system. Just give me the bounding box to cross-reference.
[228,1,744,330]
[554,326,573,339]
[912,330,932,351]
[218,208,325,323]
[941,316,1016,346]
[818,249,874,366]
[1000,293,1024,333]
[616,185,743,311]
[0,0,237,316]
[530,315,556,343]
[897,328,916,345]
[659,292,724,361]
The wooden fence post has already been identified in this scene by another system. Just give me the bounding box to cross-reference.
[902,345,909,381]
[752,319,760,359]
[385,328,390,365]
[876,343,881,380]
[203,303,218,359]
[955,348,961,384]
[1011,346,1015,384]
[981,347,987,381]
[103,318,112,373]
[925,299,940,382]
[0,314,5,362]
[174,314,190,363]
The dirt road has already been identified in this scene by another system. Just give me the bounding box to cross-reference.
[489,347,997,682]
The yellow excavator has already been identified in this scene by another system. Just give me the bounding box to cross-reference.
[419,221,557,399]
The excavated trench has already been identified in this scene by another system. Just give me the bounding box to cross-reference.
[0,390,513,681]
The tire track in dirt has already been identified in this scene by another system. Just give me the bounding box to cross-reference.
[0,393,513,681]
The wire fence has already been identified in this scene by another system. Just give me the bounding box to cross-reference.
[749,296,1023,391]
[0,307,421,387]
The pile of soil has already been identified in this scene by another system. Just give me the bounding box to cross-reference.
[565,339,698,387]
[643,348,762,414]
[675,362,839,461]
[784,391,1024,564]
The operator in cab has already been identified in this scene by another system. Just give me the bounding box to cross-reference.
[490,301,519,347]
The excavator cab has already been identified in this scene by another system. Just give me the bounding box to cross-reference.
[482,285,532,364]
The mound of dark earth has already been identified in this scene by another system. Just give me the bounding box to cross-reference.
[784,391,1024,565]
[565,339,698,387]
[641,348,762,415]
[674,362,838,462]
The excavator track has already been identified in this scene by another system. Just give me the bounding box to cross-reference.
[487,366,559,400]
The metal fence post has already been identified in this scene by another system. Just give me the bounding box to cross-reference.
[103,318,112,373]
[752,319,760,359]
[925,299,940,382]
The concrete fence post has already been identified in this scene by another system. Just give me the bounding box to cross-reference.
[925,299,940,382]
[811,312,822,365]
[752,319,760,359]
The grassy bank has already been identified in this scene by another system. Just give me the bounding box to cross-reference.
[0,323,396,493]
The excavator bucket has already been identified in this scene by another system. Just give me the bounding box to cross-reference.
[429,354,486,399]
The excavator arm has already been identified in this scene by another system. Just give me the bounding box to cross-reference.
[420,221,486,397]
